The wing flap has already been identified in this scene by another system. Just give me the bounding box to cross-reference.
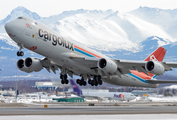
[70,56,99,68]
[41,58,61,74]
[116,60,146,68]
[163,62,177,68]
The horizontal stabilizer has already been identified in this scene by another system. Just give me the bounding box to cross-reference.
[146,80,177,84]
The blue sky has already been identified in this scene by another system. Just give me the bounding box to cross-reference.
[1,0,177,20]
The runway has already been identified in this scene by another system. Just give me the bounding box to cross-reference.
[1,105,177,115]
[1,114,177,120]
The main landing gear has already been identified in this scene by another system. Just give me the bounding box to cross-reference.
[88,75,102,86]
[76,75,103,86]
[60,74,69,84]
[17,44,24,56]
[76,78,87,86]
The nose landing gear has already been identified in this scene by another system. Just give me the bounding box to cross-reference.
[17,44,24,56]
[17,51,24,56]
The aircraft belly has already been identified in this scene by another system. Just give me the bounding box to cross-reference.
[102,75,158,88]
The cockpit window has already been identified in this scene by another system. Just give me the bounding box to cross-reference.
[17,17,26,20]
[17,17,23,19]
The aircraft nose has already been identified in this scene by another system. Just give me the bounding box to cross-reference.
[4,21,12,33]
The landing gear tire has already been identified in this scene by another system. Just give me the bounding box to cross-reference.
[98,80,102,85]
[17,51,24,56]
[79,83,82,86]
[80,80,83,85]
[76,79,80,84]
[77,77,87,86]
[79,80,83,86]
[60,74,63,79]
[65,79,69,84]
[98,75,101,81]
[60,74,69,84]
[90,75,103,86]
[63,74,67,80]
[83,81,87,86]
[61,80,64,84]
[94,75,97,81]
[92,80,96,85]
[88,79,91,84]
[95,81,98,86]
[91,81,94,86]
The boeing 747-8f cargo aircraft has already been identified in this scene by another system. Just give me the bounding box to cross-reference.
[4,16,177,88]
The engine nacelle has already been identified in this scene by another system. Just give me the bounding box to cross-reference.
[25,57,43,72]
[17,59,33,73]
[17,57,43,73]
[97,58,117,73]
[145,61,165,75]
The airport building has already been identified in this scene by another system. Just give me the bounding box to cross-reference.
[131,90,152,96]
[0,90,15,96]
[35,81,70,89]
[53,97,84,102]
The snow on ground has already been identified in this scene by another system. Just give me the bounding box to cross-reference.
[1,95,177,103]
[148,96,177,102]
[0,114,177,120]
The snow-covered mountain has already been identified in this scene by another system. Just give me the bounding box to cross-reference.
[0,6,40,33]
[130,6,177,39]
[1,6,177,80]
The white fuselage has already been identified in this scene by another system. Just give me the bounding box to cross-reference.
[4,17,158,88]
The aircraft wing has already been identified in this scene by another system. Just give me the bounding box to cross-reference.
[146,80,177,84]
[116,60,177,72]
[163,62,177,68]
[70,56,99,68]
[71,55,177,74]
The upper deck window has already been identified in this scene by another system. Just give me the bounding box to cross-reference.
[32,22,38,25]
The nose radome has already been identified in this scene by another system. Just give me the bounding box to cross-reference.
[4,22,12,33]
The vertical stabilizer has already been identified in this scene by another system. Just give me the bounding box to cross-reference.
[70,79,83,96]
[144,47,167,62]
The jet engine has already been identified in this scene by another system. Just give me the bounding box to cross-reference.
[145,61,165,75]
[17,57,43,73]
[17,59,33,73]
[97,58,117,73]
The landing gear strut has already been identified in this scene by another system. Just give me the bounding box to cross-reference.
[60,74,69,84]
[17,44,24,56]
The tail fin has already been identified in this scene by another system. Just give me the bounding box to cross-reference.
[70,79,83,96]
[144,47,167,62]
